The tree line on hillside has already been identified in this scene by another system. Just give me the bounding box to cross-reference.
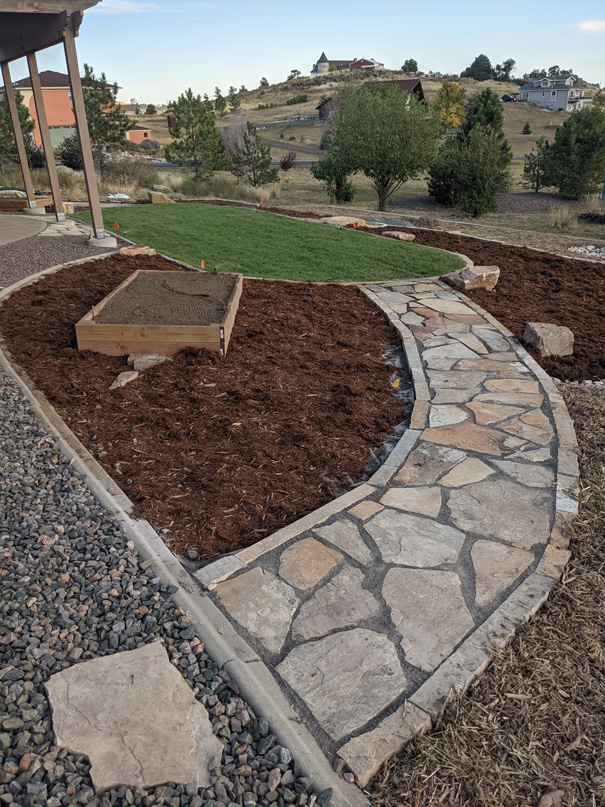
[312,81,605,215]
[3,66,604,215]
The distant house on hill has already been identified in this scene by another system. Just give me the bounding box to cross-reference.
[350,57,384,71]
[126,125,153,145]
[518,75,592,112]
[371,78,425,102]
[311,52,353,77]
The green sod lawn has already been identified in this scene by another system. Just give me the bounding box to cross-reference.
[76,204,464,282]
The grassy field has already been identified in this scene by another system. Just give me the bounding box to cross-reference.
[74,203,464,282]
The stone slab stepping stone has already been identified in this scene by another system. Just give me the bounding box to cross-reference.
[364,508,465,566]
[466,401,525,424]
[395,442,466,486]
[45,642,223,791]
[278,537,342,590]
[429,404,469,427]
[471,541,534,606]
[422,423,517,456]
[473,391,544,408]
[448,478,552,549]
[215,567,298,653]
[492,460,555,487]
[277,629,406,741]
[383,568,474,671]
[427,370,487,389]
[314,519,373,564]
[291,567,380,642]
[338,702,430,788]
[379,486,442,517]
[438,458,495,487]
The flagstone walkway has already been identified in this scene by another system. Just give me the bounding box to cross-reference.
[197,276,579,787]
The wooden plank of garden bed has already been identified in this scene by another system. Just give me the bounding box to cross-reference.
[76,338,222,356]
[221,274,243,355]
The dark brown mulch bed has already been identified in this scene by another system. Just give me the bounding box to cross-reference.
[0,254,404,558]
[357,225,605,381]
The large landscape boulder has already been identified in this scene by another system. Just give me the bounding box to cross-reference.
[120,244,157,257]
[523,322,574,357]
[148,191,176,204]
[383,231,415,242]
[444,265,500,292]
[319,215,365,228]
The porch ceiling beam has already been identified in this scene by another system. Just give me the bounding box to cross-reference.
[0,11,83,62]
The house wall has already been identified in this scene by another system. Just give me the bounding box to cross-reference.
[127,129,151,144]
[26,87,75,146]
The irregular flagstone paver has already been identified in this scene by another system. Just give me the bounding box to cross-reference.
[484,378,540,394]
[448,478,552,549]
[278,537,342,590]
[456,358,529,375]
[427,370,487,389]
[498,414,554,446]
[291,567,380,642]
[466,401,525,424]
[422,423,517,456]
[191,274,576,786]
[214,567,298,653]
[337,702,431,788]
[365,508,465,566]
[431,387,482,404]
[473,390,544,408]
[493,459,555,487]
[379,486,442,517]
[277,629,407,741]
[383,569,475,671]
[348,500,384,521]
[438,457,495,487]
[45,642,223,790]
[394,442,466,485]
[429,404,469,427]
[314,519,373,564]
[471,541,534,606]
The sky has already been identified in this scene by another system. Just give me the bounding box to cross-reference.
[8,0,605,103]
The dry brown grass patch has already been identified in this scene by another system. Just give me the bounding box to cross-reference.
[370,385,605,807]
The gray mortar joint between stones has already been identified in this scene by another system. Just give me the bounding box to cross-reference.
[0,232,580,794]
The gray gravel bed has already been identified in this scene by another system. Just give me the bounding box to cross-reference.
[0,227,115,289]
[0,369,325,807]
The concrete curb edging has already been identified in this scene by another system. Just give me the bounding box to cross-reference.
[0,289,368,807]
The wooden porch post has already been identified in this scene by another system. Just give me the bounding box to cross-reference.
[63,25,105,239]
[26,51,65,221]
[1,60,37,208]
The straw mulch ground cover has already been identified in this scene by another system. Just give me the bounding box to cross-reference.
[371,385,605,807]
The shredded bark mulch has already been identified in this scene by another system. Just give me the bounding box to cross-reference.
[0,254,405,558]
[357,226,604,381]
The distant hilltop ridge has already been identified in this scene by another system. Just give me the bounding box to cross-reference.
[310,52,384,76]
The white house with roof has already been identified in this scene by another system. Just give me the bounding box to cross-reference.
[518,75,592,112]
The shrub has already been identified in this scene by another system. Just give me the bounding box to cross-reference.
[279,151,297,170]
[288,136,296,141]
[285,95,308,106]
[522,122,532,134]
[101,154,159,188]
[56,135,84,170]
[178,173,262,202]
[548,206,577,230]
[257,103,277,110]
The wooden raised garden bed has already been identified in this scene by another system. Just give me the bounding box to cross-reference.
[75,269,243,356]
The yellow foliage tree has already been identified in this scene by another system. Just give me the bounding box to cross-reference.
[433,81,466,128]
